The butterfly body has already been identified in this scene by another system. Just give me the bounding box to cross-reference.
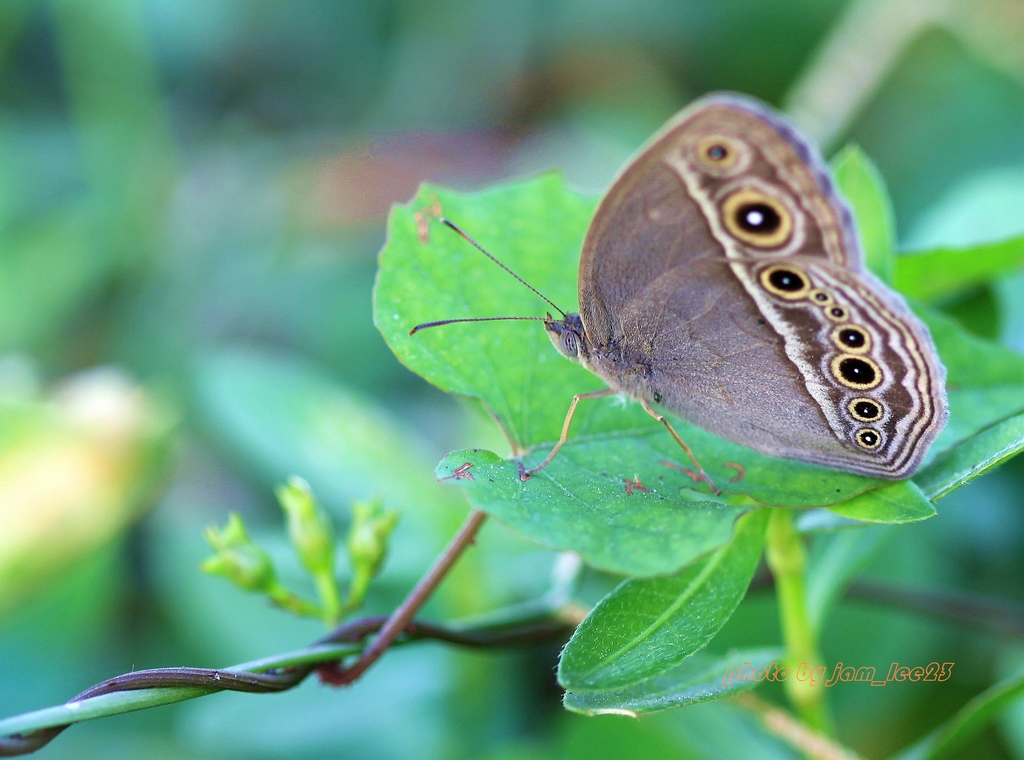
[546,93,947,479]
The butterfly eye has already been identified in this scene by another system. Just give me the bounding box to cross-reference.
[720,188,793,248]
[562,331,578,356]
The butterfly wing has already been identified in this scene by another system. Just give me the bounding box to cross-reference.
[579,93,861,334]
[577,93,946,477]
[730,255,947,477]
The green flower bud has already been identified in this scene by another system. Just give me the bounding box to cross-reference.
[276,477,335,577]
[201,513,277,592]
[347,499,400,582]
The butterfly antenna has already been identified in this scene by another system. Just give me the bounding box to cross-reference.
[440,218,568,319]
[409,315,548,336]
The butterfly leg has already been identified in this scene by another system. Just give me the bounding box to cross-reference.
[519,388,615,481]
[639,399,720,495]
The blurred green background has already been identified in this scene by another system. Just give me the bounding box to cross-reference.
[0,0,1022,758]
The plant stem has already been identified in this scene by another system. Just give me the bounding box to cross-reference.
[747,566,1024,638]
[328,508,489,684]
[734,693,859,760]
[266,582,321,619]
[314,571,343,627]
[765,507,832,735]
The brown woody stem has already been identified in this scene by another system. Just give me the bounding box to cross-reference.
[324,509,489,685]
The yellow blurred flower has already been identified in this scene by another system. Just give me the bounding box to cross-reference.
[0,365,175,616]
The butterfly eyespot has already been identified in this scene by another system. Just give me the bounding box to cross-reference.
[848,398,883,422]
[831,354,882,390]
[739,204,780,232]
[695,135,743,172]
[855,428,882,449]
[720,188,793,248]
[760,264,809,299]
[810,289,832,305]
[831,325,871,353]
[653,391,663,403]
[826,306,848,322]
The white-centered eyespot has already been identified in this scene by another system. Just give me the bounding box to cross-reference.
[831,354,882,390]
[721,188,793,249]
[848,397,883,422]
[831,324,871,354]
[855,428,883,449]
[759,264,810,300]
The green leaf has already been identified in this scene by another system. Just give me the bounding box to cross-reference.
[831,145,896,283]
[919,307,1024,448]
[376,178,897,507]
[436,449,746,577]
[51,0,177,256]
[895,233,1024,302]
[192,349,459,519]
[375,175,599,452]
[805,526,890,634]
[563,647,783,716]
[375,176,1021,571]
[892,666,1024,760]
[826,480,935,524]
[0,209,116,351]
[923,306,1024,387]
[557,509,768,691]
[914,411,1024,501]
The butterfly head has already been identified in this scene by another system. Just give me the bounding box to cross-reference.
[545,312,588,362]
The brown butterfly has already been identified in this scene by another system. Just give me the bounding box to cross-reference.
[415,93,948,488]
